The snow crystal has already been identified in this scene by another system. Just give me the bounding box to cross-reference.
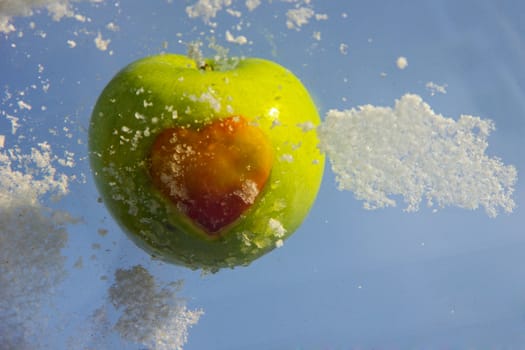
[109,265,204,350]
[318,94,517,217]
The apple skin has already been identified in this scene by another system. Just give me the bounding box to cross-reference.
[89,54,324,271]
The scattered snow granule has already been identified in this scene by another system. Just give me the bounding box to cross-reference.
[297,121,315,132]
[109,265,203,350]
[0,135,4,148]
[286,7,314,30]
[339,43,349,55]
[67,39,76,48]
[186,0,233,26]
[0,142,76,348]
[189,89,222,112]
[94,31,110,51]
[226,8,242,17]
[106,21,120,31]
[312,31,321,41]
[17,100,32,110]
[234,180,259,204]
[280,154,294,162]
[0,0,80,33]
[73,13,86,22]
[6,114,20,134]
[426,81,448,96]
[225,30,248,45]
[396,56,408,69]
[317,94,517,217]
[245,0,261,11]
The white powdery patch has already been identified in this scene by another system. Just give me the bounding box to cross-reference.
[396,56,408,70]
[185,0,233,26]
[94,31,110,51]
[188,87,222,112]
[0,142,76,348]
[426,81,448,96]
[268,218,286,238]
[0,0,89,33]
[245,0,261,11]
[318,94,517,217]
[286,6,314,30]
[109,265,204,350]
[225,30,248,45]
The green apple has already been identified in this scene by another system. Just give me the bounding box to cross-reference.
[89,53,324,271]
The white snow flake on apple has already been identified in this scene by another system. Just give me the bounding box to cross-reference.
[297,121,315,132]
[185,0,233,26]
[286,6,314,30]
[234,179,260,204]
[106,21,120,32]
[245,0,261,11]
[318,94,517,217]
[188,88,222,112]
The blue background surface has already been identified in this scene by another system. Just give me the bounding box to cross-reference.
[1,1,525,349]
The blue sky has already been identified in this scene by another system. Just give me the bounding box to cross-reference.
[1,1,525,349]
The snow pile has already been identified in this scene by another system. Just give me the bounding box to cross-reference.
[318,94,517,217]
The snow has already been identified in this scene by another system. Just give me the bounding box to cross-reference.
[318,94,517,217]
[225,30,248,45]
[0,142,75,348]
[108,266,204,350]
[94,31,110,51]
[426,81,448,96]
[0,0,89,33]
[396,56,408,69]
[286,6,315,30]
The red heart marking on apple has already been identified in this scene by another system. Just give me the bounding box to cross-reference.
[149,116,274,235]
